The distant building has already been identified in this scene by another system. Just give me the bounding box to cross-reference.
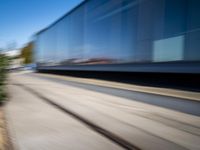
[3,49,23,70]
[4,49,20,57]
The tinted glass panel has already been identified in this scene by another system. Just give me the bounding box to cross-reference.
[35,0,200,65]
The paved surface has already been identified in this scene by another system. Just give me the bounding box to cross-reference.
[29,73,200,116]
[6,83,122,150]
[5,71,200,150]
[32,72,200,101]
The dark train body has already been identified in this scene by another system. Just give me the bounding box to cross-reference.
[34,0,200,73]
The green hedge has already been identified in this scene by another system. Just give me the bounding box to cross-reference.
[0,54,9,102]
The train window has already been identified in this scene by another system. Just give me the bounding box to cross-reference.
[153,35,184,62]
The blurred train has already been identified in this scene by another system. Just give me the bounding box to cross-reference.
[34,0,200,73]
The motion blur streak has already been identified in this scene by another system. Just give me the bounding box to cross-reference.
[5,71,200,150]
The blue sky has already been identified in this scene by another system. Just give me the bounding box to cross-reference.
[0,0,83,49]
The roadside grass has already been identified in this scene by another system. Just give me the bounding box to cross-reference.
[0,54,12,150]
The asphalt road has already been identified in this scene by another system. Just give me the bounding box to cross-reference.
[29,72,200,116]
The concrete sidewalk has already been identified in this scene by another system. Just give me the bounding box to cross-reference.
[5,85,122,150]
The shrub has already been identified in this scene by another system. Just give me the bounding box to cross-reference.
[0,54,9,103]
